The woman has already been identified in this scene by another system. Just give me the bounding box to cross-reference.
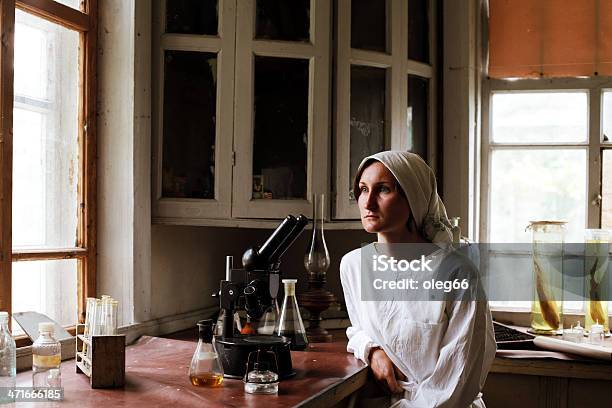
[340,151,496,408]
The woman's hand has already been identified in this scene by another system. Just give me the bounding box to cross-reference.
[369,348,406,394]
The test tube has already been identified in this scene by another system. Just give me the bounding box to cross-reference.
[82,297,96,360]
[87,299,101,362]
[84,297,96,337]
[92,299,102,336]
[110,300,118,335]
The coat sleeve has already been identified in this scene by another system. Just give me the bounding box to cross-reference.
[399,300,496,408]
[340,254,379,365]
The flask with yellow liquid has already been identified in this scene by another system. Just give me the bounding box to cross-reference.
[32,322,61,396]
[189,319,224,387]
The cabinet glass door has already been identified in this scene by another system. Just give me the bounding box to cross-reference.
[232,0,330,219]
[152,0,235,221]
[334,0,437,219]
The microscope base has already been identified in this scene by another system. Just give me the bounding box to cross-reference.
[215,335,295,379]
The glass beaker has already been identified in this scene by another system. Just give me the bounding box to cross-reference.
[584,229,610,334]
[527,221,565,335]
[277,279,308,350]
[189,319,224,387]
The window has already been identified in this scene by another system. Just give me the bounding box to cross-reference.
[484,1,612,318]
[482,78,612,314]
[0,0,96,344]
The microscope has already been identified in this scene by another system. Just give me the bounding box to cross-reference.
[215,214,308,379]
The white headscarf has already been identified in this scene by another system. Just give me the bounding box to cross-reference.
[353,151,453,243]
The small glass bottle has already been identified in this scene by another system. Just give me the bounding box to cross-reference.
[0,312,16,404]
[589,321,605,346]
[563,321,583,343]
[32,322,61,396]
[189,319,224,387]
[244,361,279,394]
[277,279,308,350]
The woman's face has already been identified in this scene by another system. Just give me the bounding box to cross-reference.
[357,161,411,235]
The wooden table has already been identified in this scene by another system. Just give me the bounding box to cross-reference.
[15,335,367,407]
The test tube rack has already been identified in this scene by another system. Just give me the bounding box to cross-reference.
[75,324,126,388]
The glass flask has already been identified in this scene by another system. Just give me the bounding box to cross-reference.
[257,299,280,335]
[0,312,16,404]
[526,221,566,335]
[277,279,308,350]
[189,319,224,387]
[304,193,330,282]
[584,229,610,334]
[32,322,61,396]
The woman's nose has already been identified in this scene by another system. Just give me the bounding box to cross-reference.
[364,192,377,209]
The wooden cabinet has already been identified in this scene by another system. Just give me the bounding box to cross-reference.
[483,358,612,407]
[152,0,437,225]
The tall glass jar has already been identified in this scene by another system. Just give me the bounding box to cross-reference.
[527,221,566,334]
[584,229,610,334]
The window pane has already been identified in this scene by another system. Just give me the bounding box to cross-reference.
[351,0,386,52]
[166,0,218,35]
[602,150,612,229]
[162,50,217,199]
[489,149,587,243]
[350,66,387,196]
[407,75,429,160]
[408,0,429,63]
[604,91,612,143]
[12,259,77,336]
[256,0,310,42]
[491,92,588,143]
[253,56,309,200]
[13,10,79,249]
[55,0,81,11]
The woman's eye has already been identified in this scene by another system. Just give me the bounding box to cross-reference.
[360,186,368,192]
[379,185,390,193]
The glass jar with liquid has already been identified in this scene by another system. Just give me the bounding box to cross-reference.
[584,229,610,334]
[189,319,224,387]
[526,221,566,335]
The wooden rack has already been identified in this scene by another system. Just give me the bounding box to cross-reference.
[75,324,125,388]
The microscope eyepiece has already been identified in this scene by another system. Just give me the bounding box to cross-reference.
[242,215,303,271]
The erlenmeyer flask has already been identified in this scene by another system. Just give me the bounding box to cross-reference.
[277,279,308,350]
[257,298,280,335]
[189,319,224,386]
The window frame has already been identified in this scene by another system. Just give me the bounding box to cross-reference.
[334,0,438,219]
[481,76,612,322]
[0,0,97,346]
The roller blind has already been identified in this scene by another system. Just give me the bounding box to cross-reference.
[488,0,612,78]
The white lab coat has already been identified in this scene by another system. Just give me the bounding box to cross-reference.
[340,245,496,408]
